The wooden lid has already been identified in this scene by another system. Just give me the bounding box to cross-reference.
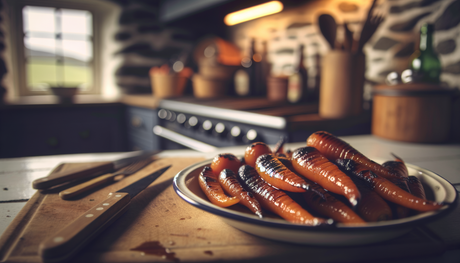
[373,83,455,96]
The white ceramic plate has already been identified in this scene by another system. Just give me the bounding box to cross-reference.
[173,158,458,246]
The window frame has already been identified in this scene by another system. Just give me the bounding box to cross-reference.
[6,0,108,96]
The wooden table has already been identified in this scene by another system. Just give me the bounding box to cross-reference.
[1,135,460,262]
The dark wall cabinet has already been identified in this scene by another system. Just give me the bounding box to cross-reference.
[0,104,129,158]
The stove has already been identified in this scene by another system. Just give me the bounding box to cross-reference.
[153,97,371,152]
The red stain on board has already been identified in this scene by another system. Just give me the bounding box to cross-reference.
[204,250,213,256]
[131,241,179,262]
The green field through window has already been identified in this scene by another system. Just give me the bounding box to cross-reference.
[26,59,93,90]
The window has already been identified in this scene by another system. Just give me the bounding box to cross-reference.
[5,0,120,98]
[23,6,93,91]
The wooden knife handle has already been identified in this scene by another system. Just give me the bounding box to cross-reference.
[33,162,114,190]
[59,173,115,200]
[39,192,131,262]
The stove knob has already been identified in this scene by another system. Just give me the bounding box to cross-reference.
[214,122,227,137]
[167,111,176,122]
[187,116,199,130]
[230,126,242,141]
[176,113,187,125]
[158,109,168,120]
[245,129,262,143]
[202,120,213,134]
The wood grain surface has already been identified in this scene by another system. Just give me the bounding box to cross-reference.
[372,93,452,143]
[0,158,447,263]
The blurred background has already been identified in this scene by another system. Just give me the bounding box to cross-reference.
[0,0,459,157]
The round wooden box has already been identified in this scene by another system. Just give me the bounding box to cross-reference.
[372,83,454,143]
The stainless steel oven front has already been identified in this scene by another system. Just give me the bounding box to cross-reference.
[153,99,290,152]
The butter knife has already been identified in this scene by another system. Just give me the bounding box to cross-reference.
[32,151,159,190]
[39,165,171,263]
[59,158,155,200]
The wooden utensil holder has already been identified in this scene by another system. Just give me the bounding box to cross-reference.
[372,83,455,143]
[319,51,365,118]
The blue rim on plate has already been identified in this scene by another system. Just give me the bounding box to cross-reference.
[173,157,458,245]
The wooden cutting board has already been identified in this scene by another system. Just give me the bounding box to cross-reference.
[0,157,447,263]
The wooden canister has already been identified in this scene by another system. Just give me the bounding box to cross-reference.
[319,51,365,118]
[192,74,229,98]
[150,73,187,98]
[266,75,289,102]
[372,83,454,143]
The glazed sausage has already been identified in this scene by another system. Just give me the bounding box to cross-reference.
[219,169,263,218]
[385,154,426,200]
[210,153,242,176]
[335,159,394,221]
[306,131,404,182]
[406,176,429,216]
[238,165,333,226]
[363,169,443,212]
[382,158,409,179]
[407,176,426,200]
[291,147,361,207]
[356,186,393,222]
[198,166,239,207]
[244,142,272,167]
[382,157,410,189]
[382,158,411,218]
[351,169,443,212]
[303,182,366,224]
[255,154,310,193]
[335,158,444,212]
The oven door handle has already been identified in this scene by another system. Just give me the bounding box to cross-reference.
[153,125,218,153]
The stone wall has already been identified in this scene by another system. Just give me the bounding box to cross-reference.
[227,0,460,101]
[369,0,459,87]
[109,0,460,97]
[108,0,199,94]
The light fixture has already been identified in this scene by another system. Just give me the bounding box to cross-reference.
[224,1,284,26]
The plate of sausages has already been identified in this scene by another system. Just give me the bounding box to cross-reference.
[173,131,458,246]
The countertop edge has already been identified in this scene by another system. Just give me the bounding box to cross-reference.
[0,94,160,110]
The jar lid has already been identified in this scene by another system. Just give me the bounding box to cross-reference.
[373,83,455,97]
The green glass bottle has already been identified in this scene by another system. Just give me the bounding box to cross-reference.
[409,23,441,83]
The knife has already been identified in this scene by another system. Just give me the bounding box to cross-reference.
[38,165,171,263]
[32,151,159,190]
[59,158,154,200]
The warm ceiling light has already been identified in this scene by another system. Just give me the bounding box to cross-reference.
[224,1,284,26]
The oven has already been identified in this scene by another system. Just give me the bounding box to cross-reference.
[153,97,371,152]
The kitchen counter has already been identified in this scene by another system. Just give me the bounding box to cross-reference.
[120,94,161,109]
[2,95,122,108]
[1,134,460,262]
[2,94,160,109]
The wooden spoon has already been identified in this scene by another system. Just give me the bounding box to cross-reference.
[355,0,379,53]
[318,14,337,49]
[343,22,354,51]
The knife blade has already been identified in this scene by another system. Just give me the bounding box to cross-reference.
[32,151,160,190]
[38,165,171,263]
[59,158,155,200]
